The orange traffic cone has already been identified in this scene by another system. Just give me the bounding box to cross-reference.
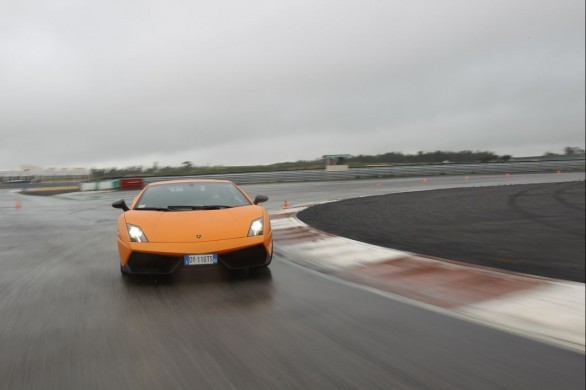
[421,178,429,184]
[15,200,22,209]
[283,200,289,209]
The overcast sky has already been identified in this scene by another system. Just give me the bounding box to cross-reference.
[1,0,584,169]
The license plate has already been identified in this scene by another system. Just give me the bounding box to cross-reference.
[184,254,218,266]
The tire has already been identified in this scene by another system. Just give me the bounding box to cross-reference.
[120,264,130,277]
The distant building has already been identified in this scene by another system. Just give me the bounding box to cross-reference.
[0,166,91,183]
[323,154,351,171]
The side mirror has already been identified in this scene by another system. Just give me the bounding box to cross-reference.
[112,199,129,211]
[253,195,269,205]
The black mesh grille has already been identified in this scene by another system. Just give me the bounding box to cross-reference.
[126,244,269,274]
[127,252,182,274]
[219,245,269,269]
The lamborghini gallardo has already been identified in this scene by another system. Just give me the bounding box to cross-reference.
[112,179,272,275]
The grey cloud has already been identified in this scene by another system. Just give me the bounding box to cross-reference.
[0,0,584,169]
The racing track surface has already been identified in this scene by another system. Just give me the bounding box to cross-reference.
[298,181,586,282]
[0,173,584,389]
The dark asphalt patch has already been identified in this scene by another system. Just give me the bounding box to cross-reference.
[21,189,79,196]
[298,181,585,282]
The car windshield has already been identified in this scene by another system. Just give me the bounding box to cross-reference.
[134,182,251,210]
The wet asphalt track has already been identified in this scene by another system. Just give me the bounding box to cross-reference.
[0,173,585,389]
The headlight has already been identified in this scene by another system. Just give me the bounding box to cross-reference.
[127,224,148,242]
[248,218,264,236]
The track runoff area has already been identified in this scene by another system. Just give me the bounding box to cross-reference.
[269,173,585,351]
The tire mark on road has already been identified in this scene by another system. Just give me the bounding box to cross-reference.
[553,181,585,212]
[508,184,583,238]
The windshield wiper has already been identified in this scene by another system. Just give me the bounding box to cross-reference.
[201,205,234,210]
[167,205,233,211]
[135,207,171,211]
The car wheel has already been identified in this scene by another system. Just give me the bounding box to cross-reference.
[120,264,130,276]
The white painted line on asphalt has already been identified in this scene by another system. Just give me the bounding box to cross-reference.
[460,282,586,347]
[293,238,405,267]
[270,217,308,229]
[270,206,308,215]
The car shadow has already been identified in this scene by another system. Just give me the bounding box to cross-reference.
[120,266,273,286]
[119,267,275,309]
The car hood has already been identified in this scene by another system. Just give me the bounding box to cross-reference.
[124,205,263,243]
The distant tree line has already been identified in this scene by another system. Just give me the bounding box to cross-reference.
[90,147,586,180]
[348,150,510,165]
[563,146,585,155]
[542,146,586,158]
[89,150,508,179]
[90,160,325,180]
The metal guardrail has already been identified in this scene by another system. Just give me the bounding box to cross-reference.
[141,159,585,186]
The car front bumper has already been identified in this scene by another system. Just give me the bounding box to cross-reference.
[118,234,273,274]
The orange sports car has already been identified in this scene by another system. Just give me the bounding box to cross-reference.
[112,179,272,275]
